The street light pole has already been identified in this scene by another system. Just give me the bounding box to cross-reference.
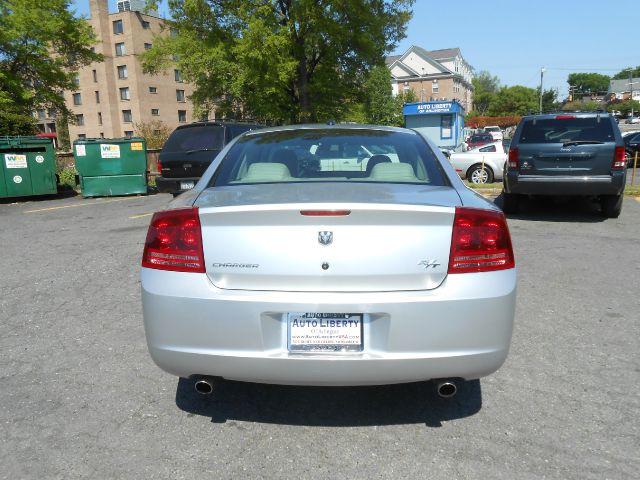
[631,72,634,118]
[539,67,546,114]
[420,67,425,103]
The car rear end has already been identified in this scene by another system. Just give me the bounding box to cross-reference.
[503,113,626,216]
[141,126,516,387]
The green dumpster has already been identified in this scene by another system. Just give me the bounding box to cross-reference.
[74,137,148,197]
[0,136,57,198]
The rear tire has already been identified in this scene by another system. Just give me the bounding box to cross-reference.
[502,191,520,214]
[601,194,623,218]
[467,164,494,184]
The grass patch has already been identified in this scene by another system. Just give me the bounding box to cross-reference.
[625,184,640,196]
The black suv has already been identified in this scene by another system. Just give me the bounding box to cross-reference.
[156,121,261,195]
[502,113,627,217]
[623,131,640,167]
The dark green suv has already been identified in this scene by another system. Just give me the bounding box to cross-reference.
[503,112,627,217]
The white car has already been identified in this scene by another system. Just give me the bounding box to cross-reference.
[448,141,507,184]
[141,125,516,398]
[484,126,504,141]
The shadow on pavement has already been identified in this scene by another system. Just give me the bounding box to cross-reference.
[494,192,608,223]
[0,188,79,205]
[175,378,482,427]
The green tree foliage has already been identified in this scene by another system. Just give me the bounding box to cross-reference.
[142,0,414,124]
[134,120,172,149]
[363,65,398,125]
[0,0,101,135]
[612,66,640,80]
[488,86,538,116]
[608,100,640,117]
[567,73,610,94]
[470,70,500,115]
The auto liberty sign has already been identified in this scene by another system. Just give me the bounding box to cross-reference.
[403,100,463,116]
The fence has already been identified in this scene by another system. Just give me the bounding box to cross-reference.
[56,149,161,175]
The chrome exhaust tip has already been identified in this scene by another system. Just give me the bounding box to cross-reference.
[194,377,215,395]
[435,380,457,399]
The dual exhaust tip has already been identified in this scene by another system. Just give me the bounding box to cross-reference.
[194,376,458,399]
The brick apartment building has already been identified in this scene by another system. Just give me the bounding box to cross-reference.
[45,0,195,141]
[386,46,474,112]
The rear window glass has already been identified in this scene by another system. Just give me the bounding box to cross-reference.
[519,117,615,144]
[212,128,446,186]
[471,134,492,141]
[162,126,225,153]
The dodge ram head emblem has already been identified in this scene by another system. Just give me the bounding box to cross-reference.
[318,231,333,246]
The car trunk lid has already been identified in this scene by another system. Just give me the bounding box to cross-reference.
[196,183,460,292]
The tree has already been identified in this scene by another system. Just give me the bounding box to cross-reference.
[608,100,640,117]
[488,86,538,116]
[471,70,500,115]
[142,0,414,124]
[567,73,610,95]
[612,66,640,80]
[0,0,101,135]
[134,120,172,149]
[363,65,397,125]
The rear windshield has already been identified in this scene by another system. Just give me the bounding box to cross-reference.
[519,117,615,144]
[471,134,493,141]
[162,126,225,153]
[212,128,446,186]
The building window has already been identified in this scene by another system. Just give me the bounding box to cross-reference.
[149,86,157,94]
[92,69,97,82]
[115,42,126,56]
[95,91,100,103]
[98,112,103,125]
[99,132,104,138]
[178,110,187,122]
[117,65,128,79]
[72,93,82,105]
[73,75,80,87]
[174,69,182,82]
[142,21,150,29]
[37,109,46,120]
[113,19,123,34]
[78,134,86,139]
[122,110,132,123]
[176,89,185,102]
[144,43,152,50]
[124,130,134,138]
[151,108,159,116]
[75,114,84,126]
[119,87,130,101]
[432,79,439,93]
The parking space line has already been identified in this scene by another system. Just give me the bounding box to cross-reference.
[129,213,153,219]
[24,197,138,214]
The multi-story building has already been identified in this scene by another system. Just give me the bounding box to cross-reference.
[62,0,194,141]
[386,46,474,112]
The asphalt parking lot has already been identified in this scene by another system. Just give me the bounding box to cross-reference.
[1,191,639,479]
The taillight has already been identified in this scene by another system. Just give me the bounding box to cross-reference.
[142,207,205,273]
[555,115,576,120]
[156,157,162,175]
[612,146,626,170]
[448,207,515,274]
[508,147,519,169]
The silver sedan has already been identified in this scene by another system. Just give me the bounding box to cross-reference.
[141,125,516,398]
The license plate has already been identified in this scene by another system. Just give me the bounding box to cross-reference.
[287,313,363,352]
[180,181,195,190]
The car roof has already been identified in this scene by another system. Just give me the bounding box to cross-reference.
[242,123,415,137]
[175,121,262,130]
[520,112,613,120]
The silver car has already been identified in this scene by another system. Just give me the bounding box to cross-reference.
[141,125,516,398]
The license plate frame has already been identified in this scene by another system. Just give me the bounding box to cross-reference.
[287,313,363,353]
[180,181,195,190]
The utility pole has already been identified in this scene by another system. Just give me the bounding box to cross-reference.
[539,67,546,114]
[420,67,425,103]
[631,72,634,118]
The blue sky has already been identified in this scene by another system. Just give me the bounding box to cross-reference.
[72,0,639,98]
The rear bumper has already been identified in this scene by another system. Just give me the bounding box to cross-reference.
[141,268,516,386]
[504,172,626,196]
[155,176,200,194]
